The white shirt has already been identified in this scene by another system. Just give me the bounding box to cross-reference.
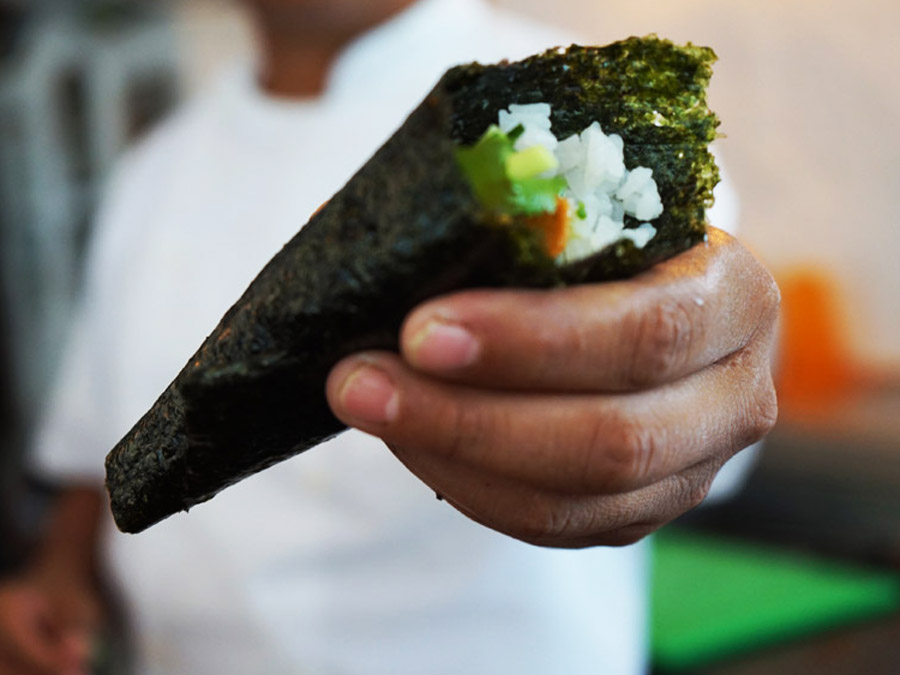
[30,1,747,673]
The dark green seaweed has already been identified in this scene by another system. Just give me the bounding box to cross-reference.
[105,36,719,533]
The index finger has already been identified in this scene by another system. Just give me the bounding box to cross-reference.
[401,228,779,392]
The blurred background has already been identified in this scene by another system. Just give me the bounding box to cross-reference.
[1,0,898,672]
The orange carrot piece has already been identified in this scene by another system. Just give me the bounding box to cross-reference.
[526,197,569,257]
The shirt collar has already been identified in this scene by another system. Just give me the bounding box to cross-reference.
[324,0,492,102]
[219,0,494,139]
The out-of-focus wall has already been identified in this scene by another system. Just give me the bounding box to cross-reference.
[173,0,899,369]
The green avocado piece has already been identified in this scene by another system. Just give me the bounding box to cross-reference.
[454,125,566,217]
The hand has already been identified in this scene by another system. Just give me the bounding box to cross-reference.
[326,227,779,548]
[0,572,100,675]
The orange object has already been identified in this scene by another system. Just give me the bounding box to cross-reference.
[776,269,861,414]
[525,196,569,257]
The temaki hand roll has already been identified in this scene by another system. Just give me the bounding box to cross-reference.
[105,36,721,533]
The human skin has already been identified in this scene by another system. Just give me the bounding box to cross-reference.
[0,4,420,673]
[327,227,780,548]
[0,487,103,675]
[245,0,417,97]
[0,1,779,669]
[0,233,778,673]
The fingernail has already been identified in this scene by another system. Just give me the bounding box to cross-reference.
[338,363,398,424]
[409,319,480,370]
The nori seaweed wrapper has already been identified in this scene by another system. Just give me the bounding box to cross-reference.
[105,36,720,533]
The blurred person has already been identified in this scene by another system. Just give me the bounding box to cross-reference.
[0,0,778,674]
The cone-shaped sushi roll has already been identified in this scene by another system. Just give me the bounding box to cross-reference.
[106,36,720,533]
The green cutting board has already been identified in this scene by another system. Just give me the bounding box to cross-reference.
[650,529,900,671]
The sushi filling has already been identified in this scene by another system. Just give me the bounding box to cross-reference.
[457,103,662,263]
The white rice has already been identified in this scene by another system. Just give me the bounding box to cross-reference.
[498,103,663,263]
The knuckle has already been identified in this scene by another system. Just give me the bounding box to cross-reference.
[529,322,580,379]
[676,470,714,512]
[436,399,515,467]
[519,513,571,548]
[689,479,713,511]
[757,265,782,321]
[628,297,699,387]
[504,501,564,547]
[546,321,593,378]
[595,416,659,490]
[438,401,490,462]
[748,376,779,443]
[739,251,781,331]
[501,493,590,548]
